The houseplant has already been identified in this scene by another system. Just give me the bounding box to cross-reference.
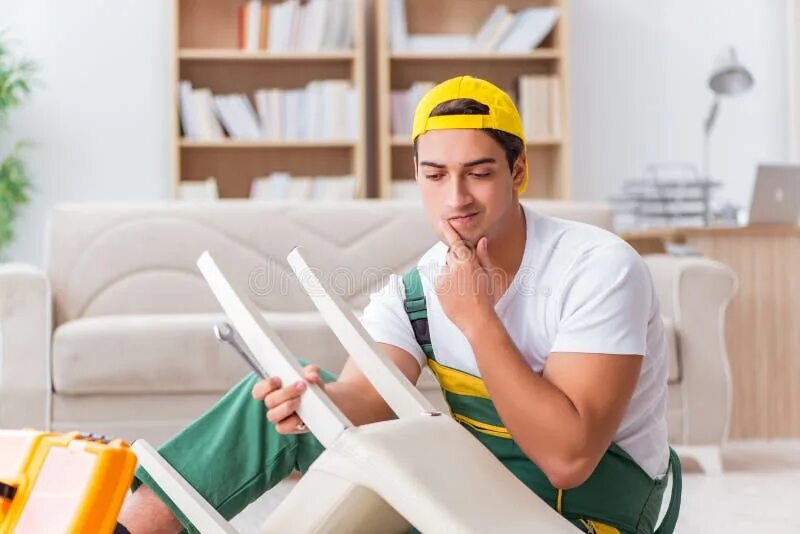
[0,35,35,255]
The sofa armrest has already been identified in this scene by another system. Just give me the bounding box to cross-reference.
[643,254,738,445]
[0,263,52,429]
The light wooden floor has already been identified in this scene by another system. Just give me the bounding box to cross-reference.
[232,440,800,533]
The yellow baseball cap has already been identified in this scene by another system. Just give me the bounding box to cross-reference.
[412,75,529,193]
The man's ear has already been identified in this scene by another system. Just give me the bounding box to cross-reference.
[512,153,527,188]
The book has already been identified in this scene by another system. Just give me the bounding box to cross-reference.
[269,89,283,139]
[517,75,560,139]
[472,5,511,52]
[481,10,517,52]
[289,176,315,199]
[268,1,286,52]
[179,177,219,201]
[250,173,357,200]
[390,81,435,136]
[253,89,271,138]
[192,88,224,140]
[336,0,354,49]
[304,81,322,140]
[243,0,353,53]
[288,0,305,52]
[237,3,246,50]
[236,94,263,139]
[389,0,408,51]
[212,95,237,138]
[245,0,261,52]
[183,81,356,142]
[319,0,340,50]
[212,94,261,140]
[302,0,325,52]
[496,7,559,53]
[179,81,199,139]
[549,77,561,138]
[251,172,291,199]
[259,3,270,50]
[311,175,357,200]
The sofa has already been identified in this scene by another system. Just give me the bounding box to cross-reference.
[0,200,736,472]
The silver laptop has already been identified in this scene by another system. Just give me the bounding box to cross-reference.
[749,164,800,225]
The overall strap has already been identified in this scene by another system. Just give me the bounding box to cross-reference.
[654,447,682,534]
[401,268,435,360]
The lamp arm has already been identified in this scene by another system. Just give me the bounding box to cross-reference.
[702,96,720,179]
[704,96,720,135]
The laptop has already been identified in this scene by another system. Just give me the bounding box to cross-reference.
[749,164,800,225]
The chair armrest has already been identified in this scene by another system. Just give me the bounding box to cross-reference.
[643,254,738,444]
[0,263,52,429]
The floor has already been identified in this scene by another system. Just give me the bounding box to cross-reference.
[231,440,800,533]
[675,440,800,532]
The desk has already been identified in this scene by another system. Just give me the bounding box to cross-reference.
[624,225,800,438]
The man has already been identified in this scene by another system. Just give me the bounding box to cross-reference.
[119,76,680,533]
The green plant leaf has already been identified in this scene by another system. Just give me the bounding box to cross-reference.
[0,142,34,253]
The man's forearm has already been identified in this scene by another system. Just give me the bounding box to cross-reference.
[466,317,592,483]
[325,380,395,426]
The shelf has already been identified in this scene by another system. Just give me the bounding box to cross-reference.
[179,49,355,61]
[390,49,561,61]
[390,136,561,147]
[180,139,357,149]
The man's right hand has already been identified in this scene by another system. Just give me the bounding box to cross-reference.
[251,364,324,435]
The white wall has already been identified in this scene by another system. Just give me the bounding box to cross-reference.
[569,0,790,214]
[0,1,791,266]
[0,0,172,265]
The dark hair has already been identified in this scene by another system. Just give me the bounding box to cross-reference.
[413,98,524,174]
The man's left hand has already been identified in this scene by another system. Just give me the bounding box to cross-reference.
[435,220,501,338]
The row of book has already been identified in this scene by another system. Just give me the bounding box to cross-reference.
[389,2,559,53]
[518,75,561,139]
[390,81,435,137]
[250,173,357,200]
[179,80,359,141]
[178,174,358,201]
[389,76,561,139]
[237,0,354,52]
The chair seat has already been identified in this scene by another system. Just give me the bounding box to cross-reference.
[264,415,577,533]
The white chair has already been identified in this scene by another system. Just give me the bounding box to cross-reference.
[133,250,578,533]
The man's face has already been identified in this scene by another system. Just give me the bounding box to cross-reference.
[414,128,525,246]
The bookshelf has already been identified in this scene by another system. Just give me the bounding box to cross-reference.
[376,0,572,199]
[172,0,367,199]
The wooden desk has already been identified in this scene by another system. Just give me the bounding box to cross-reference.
[624,225,800,438]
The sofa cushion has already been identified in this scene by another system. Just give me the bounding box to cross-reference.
[53,314,678,396]
[52,313,352,395]
[52,314,450,404]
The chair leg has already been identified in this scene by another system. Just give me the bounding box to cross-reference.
[674,445,723,475]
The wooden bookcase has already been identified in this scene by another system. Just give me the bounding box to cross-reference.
[375,0,571,199]
[172,0,367,199]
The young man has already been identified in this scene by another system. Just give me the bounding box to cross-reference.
[119,76,680,533]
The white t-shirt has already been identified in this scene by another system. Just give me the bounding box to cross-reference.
[360,206,670,479]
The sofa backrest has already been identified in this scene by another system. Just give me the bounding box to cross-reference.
[46,200,613,327]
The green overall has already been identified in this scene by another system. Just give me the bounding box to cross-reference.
[401,267,682,534]
[132,270,681,534]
